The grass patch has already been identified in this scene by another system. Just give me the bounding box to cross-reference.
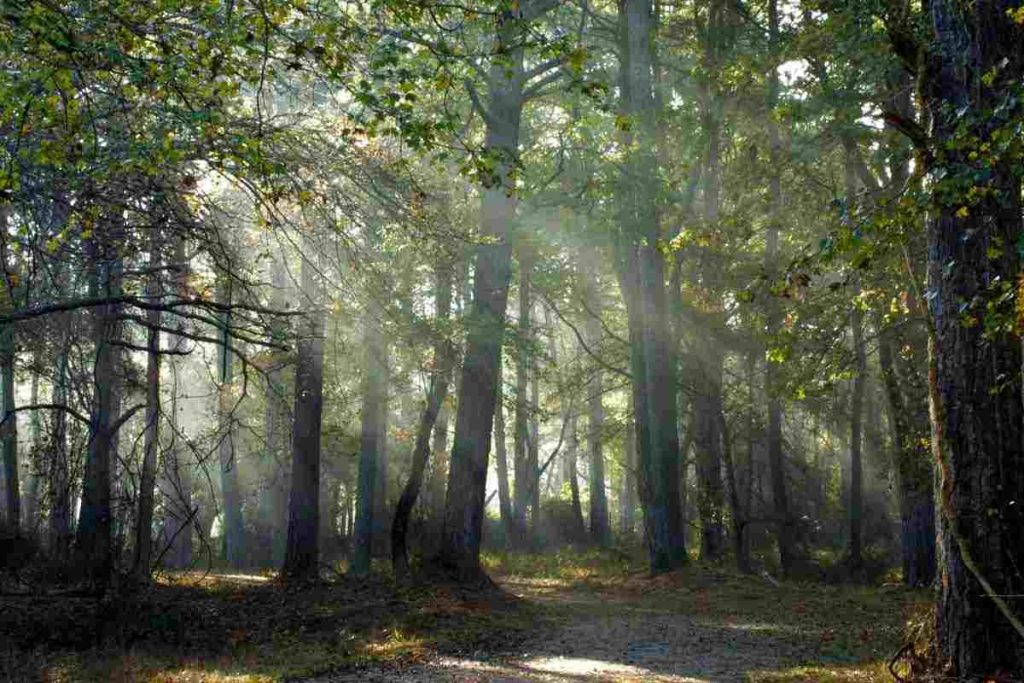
[0,571,541,682]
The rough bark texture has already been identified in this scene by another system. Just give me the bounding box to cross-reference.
[263,250,291,567]
[920,2,1024,675]
[616,0,686,574]
[75,223,121,585]
[282,249,326,580]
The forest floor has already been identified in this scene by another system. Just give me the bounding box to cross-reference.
[1,550,930,682]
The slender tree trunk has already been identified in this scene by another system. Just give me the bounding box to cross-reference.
[493,365,514,544]
[919,3,1024,674]
[282,246,326,580]
[23,353,42,537]
[765,0,796,576]
[48,335,72,560]
[133,234,162,580]
[392,260,453,580]
[216,275,245,568]
[585,292,610,548]
[877,318,934,587]
[163,236,192,568]
[719,410,749,573]
[512,254,533,549]
[848,292,865,570]
[351,304,388,576]
[0,287,17,534]
[620,398,636,538]
[616,0,686,574]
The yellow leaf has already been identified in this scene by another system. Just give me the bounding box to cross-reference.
[956,206,970,219]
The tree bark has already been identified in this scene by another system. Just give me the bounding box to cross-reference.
[133,233,162,580]
[919,2,1024,674]
[585,283,611,548]
[75,221,122,585]
[616,0,686,574]
[216,275,245,568]
[351,302,388,576]
[512,255,532,548]
[848,292,865,570]
[493,364,514,544]
[392,259,453,581]
[439,10,524,580]
[282,246,326,580]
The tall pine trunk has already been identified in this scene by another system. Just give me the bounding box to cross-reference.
[216,275,245,568]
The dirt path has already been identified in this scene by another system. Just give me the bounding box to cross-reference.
[312,570,897,682]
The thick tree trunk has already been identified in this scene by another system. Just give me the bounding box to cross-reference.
[264,250,291,567]
[392,260,453,581]
[216,276,245,568]
[75,226,122,585]
[616,0,686,574]
[133,234,162,580]
[282,248,326,580]
[351,306,388,576]
[439,13,523,580]
[920,2,1024,674]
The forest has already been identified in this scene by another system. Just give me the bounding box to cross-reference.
[0,0,1022,681]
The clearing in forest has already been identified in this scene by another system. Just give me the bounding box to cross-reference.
[1,551,928,682]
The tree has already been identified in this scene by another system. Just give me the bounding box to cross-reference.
[282,242,326,580]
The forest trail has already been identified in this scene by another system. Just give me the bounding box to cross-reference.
[314,562,927,683]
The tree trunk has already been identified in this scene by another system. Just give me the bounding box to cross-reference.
[848,292,865,570]
[0,320,17,537]
[765,0,796,576]
[876,318,934,587]
[282,247,326,580]
[620,397,636,537]
[264,250,291,567]
[493,364,514,545]
[920,2,1024,674]
[512,255,532,549]
[719,410,749,573]
[439,12,523,580]
[351,304,388,576]
[22,353,42,537]
[48,335,72,561]
[392,259,454,581]
[585,286,611,548]
[216,275,245,568]
[75,223,122,585]
[163,235,193,568]
[616,0,686,574]
[133,234,162,580]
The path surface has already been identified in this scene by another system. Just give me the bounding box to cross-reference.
[312,571,870,682]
